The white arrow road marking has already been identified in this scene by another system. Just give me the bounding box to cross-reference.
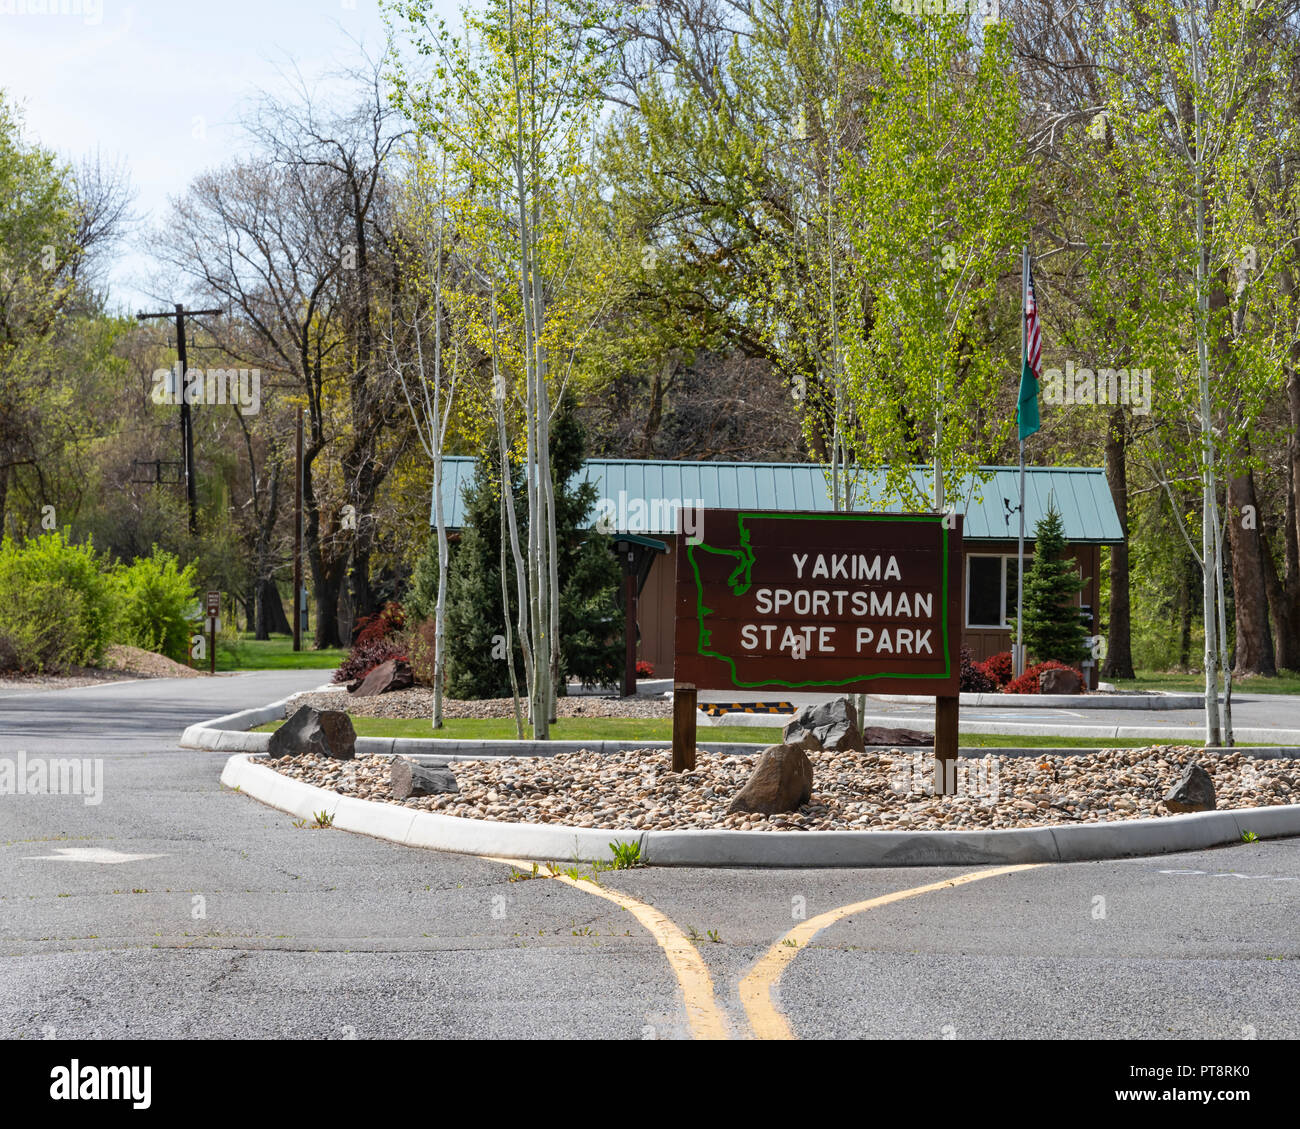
[20,847,168,864]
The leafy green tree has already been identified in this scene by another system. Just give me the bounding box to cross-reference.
[1020,502,1089,666]
[1092,0,1286,741]
[0,93,78,532]
[839,11,1029,512]
[113,549,200,662]
[0,531,115,671]
[387,0,619,735]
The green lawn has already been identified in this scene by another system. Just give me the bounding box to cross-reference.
[216,634,346,672]
[1111,669,1300,696]
[253,715,1239,749]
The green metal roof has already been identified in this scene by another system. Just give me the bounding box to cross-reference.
[433,458,1124,544]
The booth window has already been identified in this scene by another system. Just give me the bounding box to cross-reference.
[966,555,1024,629]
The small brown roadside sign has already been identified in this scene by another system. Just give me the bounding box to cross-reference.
[205,591,220,675]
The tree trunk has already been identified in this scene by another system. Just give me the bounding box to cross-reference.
[1261,508,1300,670]
[304,502,346,649]
[1226,467,1276,675]
[1272,253,1300,669]
[641,351,677,457]
[347,540,375,625]
[1177,551,1194,670]
[255,578,292,637]
[311,565,344,649]
[337,580,356,646]
[1278,356,1300,669]
[1101,407,1135,678]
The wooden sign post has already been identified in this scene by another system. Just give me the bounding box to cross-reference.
[672,684,697,772]
[672,510,963,793]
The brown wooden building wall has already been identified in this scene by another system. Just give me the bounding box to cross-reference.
[960,540,1101,661]
[637,540,678,677]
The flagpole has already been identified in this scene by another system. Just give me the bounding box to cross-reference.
[1016,247,1028,679]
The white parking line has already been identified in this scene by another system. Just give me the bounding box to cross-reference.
[1156,868,1298,881]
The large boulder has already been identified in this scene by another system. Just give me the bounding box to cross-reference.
[728,744,814,816]
[390,758,459,800]
[1038,668,1082,695]
[1164,763,1216,813]
[267,706,356,760]
[783,697,864,753]
[349,658,415,697]
[861,726,932,747]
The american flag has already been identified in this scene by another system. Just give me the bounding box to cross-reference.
[1024,262,1042,382]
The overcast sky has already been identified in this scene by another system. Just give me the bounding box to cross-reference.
[0,0,459,314]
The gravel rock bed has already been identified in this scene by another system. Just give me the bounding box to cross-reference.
[0,644,202,690]
[286,688,672,721]
[264,746,1297,832]
[103,644,203,679]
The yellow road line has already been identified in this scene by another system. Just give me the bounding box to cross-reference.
[485,856,731,1040]
[740,864,1041,1040]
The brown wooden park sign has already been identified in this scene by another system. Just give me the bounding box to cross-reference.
[672,509,964,792]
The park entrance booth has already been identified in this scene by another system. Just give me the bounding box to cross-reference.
[433,459,1125,686]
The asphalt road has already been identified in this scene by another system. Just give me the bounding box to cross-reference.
[2,674,1297,1039]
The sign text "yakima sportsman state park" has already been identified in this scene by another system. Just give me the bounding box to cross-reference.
[673,510,962,695]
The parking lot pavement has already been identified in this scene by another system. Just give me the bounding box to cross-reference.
[2,675,1296,1040]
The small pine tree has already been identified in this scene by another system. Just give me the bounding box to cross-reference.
[550,397,622,690]
[442,438,521,699]
[439,394,622,699]
[406,531,442,626]
[1019,501,1090,666]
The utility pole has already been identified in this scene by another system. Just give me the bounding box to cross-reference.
[293,408,304,652]
[137,304,223,535]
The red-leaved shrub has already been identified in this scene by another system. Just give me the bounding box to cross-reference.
[636,660,655,678]
[352,601,406,647]
[981,651,1014,687]
[960,647,996,693]
[1004,659,1083,695]
[333,638,407,684]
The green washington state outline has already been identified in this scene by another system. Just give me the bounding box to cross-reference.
[685,512,952,690]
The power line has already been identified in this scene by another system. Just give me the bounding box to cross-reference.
[136,304,223,534]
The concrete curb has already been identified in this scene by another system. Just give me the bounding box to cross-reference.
[394,745,1300,764]
[916,720,1300,743]
[220,754,644,863]
[179,696,298,750]
[695,690,1210,711]
[868,691,1207,710]
[185,688,1300,748]
[699,709,1300,743]
[180,698,780,758]
[220,751,1300,868]
[180,700,1300,762]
